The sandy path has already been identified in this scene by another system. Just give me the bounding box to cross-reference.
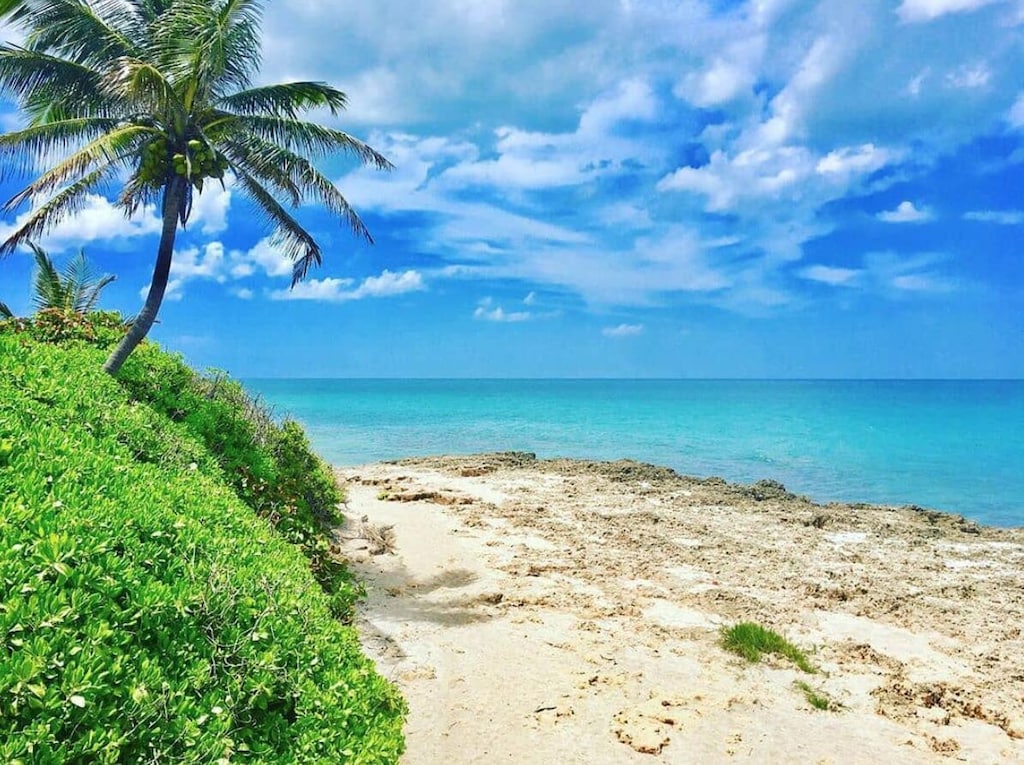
[337,453,1024,764]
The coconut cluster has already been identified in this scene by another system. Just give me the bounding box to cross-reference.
[139,137,229,190]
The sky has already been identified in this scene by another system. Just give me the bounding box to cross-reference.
[1,0,1023,378]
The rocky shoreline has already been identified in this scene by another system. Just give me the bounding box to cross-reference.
[341,452,1024,763]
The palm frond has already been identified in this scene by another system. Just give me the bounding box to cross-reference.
[22,242,116,312]
[0,0,31,24]
[4,124,151,211]
[0,300,13,319]
[154,0,260,100]
[103,57,183,121]
[215,0,263,75]
[130,0,176,23]
[118,168,163,217]
[219,136,302,205]
[61,249,115,312]
[0,164,114,254]
[219,82,348,119]
[228,115,392,169]
[0,116,120,181]
[30,241,65,311]
[233,136,371,241]
[19,0,142,66]
[80,271,116,312]
[0,46,115,121]
[233,167,321,285]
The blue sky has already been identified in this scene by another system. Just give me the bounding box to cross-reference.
[1,0,1023,378]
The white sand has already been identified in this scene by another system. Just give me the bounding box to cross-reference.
[338,453,1024,764]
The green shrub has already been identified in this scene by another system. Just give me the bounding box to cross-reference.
[114,342,357,618]
[3,313,361,618]
[0,336,405,762]
[0,308,127,347]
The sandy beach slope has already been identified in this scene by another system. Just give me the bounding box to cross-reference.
[336,453,1024,764]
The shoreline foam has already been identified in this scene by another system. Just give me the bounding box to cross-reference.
[339,452,1024,763]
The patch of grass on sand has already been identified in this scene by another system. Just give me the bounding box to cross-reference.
[795,680,834,711]
[721,622,817,674]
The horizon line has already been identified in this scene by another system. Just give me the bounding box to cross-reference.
[240,376,1024,382]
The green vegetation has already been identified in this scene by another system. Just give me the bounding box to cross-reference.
[794,680,835,711]
[0,0,391,374]
[721,622,818,674]
[26,243,116,316]
[2,243,116,320]
[0,315,405,762]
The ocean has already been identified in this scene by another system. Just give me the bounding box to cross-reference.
[243,379,1024,528]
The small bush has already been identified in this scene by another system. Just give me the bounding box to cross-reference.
[721,622,817,674]
[115,335,359,619]
[0,334,405,762]
[5,313,362,618]
[0,308,127,347]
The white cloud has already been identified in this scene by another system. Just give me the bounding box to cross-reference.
[470,294,559,322]
[271,277,354,301]
[658,146,814,211]
[656,140,899,269]
[473,305,532,322]
[171,242,227,281]
[240,0,1022,317]
[798,265,862,286]
[680,52,761,107]
[1009,93,1024,128]
[945,62,992,89]
[815,144,896,177]
[129,235,374,302]
[878,201,934,223]
[0,194,162,252]
[269,269,424,302]
[0,181,230,252]
[907,68,931,96]
[659,142,898,216]
[348,269,424,299]
[897,0,1003,23]
[137,241,229,301]
[602,323,644,337]
[439,79,660,191]
[258,0,648,130]
[578,78,658,133]
[235,237,294,278]
[189,181,233,235]
[864,251,954,294]
[890,273,950,291]
[798,252,952,295]
[964,209,1024,224]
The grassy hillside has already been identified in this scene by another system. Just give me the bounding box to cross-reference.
[0,313,404,763]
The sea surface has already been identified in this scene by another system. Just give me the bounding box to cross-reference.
[243,379,1024,528]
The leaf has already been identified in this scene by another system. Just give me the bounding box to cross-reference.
[69,694,86,708]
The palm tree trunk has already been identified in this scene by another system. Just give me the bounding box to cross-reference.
[103,178,186,375]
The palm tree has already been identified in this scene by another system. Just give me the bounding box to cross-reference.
[28,242,116,314]
[0,0,391,374]
[0,243,114,319]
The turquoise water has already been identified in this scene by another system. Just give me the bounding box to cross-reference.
[243,379,1024,528]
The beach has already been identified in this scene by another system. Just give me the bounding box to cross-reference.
[338,452,1024,764]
